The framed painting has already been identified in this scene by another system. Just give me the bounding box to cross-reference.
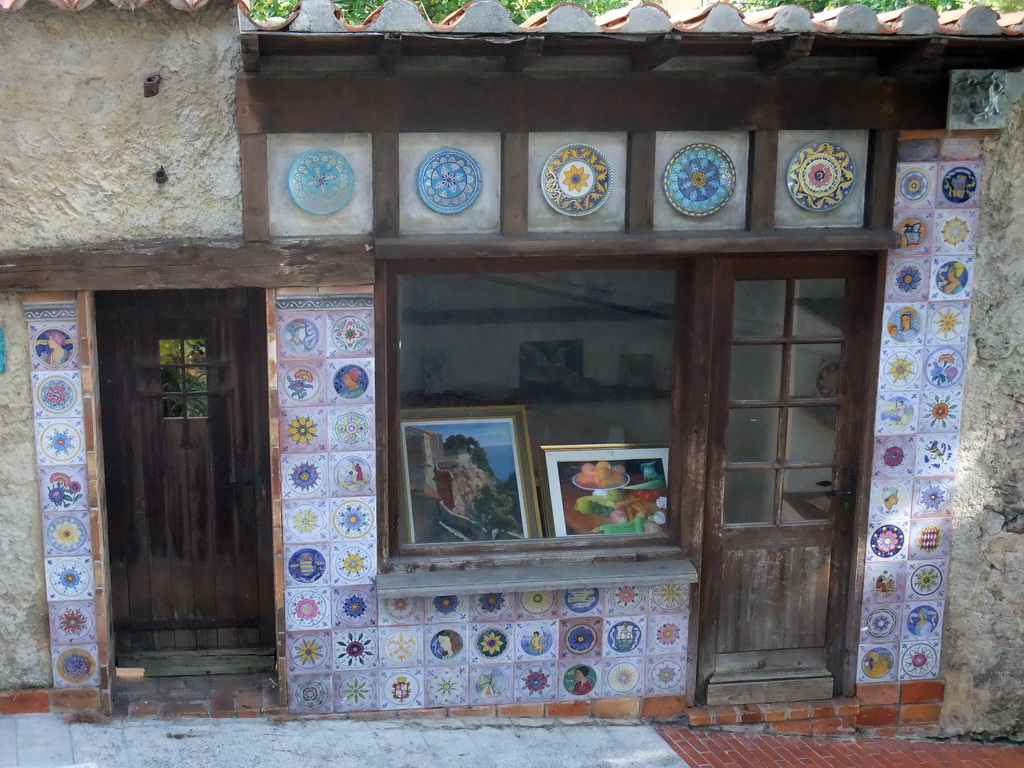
[400,406,541,545]
[541,445,669,537]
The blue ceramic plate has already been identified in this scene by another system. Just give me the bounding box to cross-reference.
[417,148,482,214]
[663,143,736,217]
[288,148,355,215]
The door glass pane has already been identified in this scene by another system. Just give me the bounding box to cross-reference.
[184,367,207,393]
[793,279,844,337]
[734,281,785,337]
[727,408,780,463]
[730,345,782,400]
[184,338,207,364]
[790,344,842,398]
[159,339,183,365]
[786,407,837,463]
[162,396,185,418]
[186,396,209,417]
[781,468,833,522]
[724,470,775,525]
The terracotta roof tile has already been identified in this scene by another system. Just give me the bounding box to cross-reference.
[877,5,939,35]
[669,4,760,34]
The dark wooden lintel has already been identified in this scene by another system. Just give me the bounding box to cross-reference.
[631,32,682,72]
[756,33,814,71]
[881,37,948,74]
[505,35,544,72]
[379,33,403,72]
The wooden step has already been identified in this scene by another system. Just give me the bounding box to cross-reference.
[117,647,275,677]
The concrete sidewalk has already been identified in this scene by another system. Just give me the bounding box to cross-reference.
[0,713,686,768]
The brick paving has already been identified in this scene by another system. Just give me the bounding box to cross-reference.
[657,726,1024,768]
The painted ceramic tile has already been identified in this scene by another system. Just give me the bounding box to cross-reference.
[425,625,469,665]
[330,542,376,585]
[939,138,983,162]
[925,302,970,346]
[327,358,374,405]
[333,628,378,669]
[289,673,333,714]
[280,408,329,454]
[909,518,952,560]
[931,257,973,301]
[873,435,916,477]
[49,600,97,644]
[933,209,978,255]
[513,662,559,703]
[902,601,944,642]
[882,304,926,347]
[283,500,330,544]
[514,620,559,662]
[329,406,375,451]
[471,592,514,621]
[605,584,648,615]
[869,479,912,522]
[329,453,375,498]
[561,587,602,617]
[899,640,941,680]
[603,657,645,697]
[279,360,326,406]
[281,454,328,499]
[42,511,91,557]
[923,346,966,391]
[30,324,78,370]
[917,391,962,433]
[379,667,424,709]
[886,257,930,303]
[937,162,980,207]
[36,419,86,466]
[651,582,688,613]
[860,604,902,644]
[516,590,559,619]
[379,627,423,667]
[51,644,99,687]
[285,587,331,631]
[333,585,377,628]
[331,498,376,541]
[327,311,374,358]
[646,614,687,656]
[422,595,466,625]
[426,665,469,707]
[46,556,94,601]
[38,465,89,512]
[866,521,908,562]
[334,670,378,712]
[875,392,918,435]
[604,617,646,656]
[916,434,959,477]
[471,622,514,664]
[378,596,423,626]
[559,661,602,700]
[894,163,936,208]
[284,544,330,587]
[560,617,602,659]
[913,478,954,518]
[907,559,947,601]
[277,312,326,360]
[857,643,898,683]
[878,348,923,391]
[892,210,933,256]
[287,630,332,673]
[863,562,906,604]
[646,656,685,696]
[32,372,83,419]
[470,664,514,705]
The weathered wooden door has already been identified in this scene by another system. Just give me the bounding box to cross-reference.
[697,255,873,705]
[97,289,274,661]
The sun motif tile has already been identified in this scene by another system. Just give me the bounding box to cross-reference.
[286,588,331,631]
[860,604,902,644]
[329,405,375,451]
[326,310,374,358]
[931,257,973,301]
[425,624,469,665]
[32,372,83,419]
[280,407,329,454]
[875,392,918,436]
[516,590,558,619]
[332,585,377,628]
[379,667,424,709]
[894,163,936,208]
[327,358,374,405]
[933,209,978,255]
[279,360,326,406]
[281,454,328,499]
[881,303,927,348]
[857,643,898,683]
[334,670,378,712]
[287,630,332,673]
[283,500,330,544]
[331,498,376,541]
[866,521,908,562]
[45,556,94,601]
[379,627,423,667]
[917,391,962,434]
[330,542,376,585]
[886,257,930,303]
[909,518,952,560]
[863,562,906,604]
[513,661,559,702]
[29,323,78,371]
[650,582,688,613]
[912,478,954,518]
[916,434,959,477]
[559,617,602,659]
[378,596,423,626]
[42,511,91,557]
[559,661,602,700]
[38,465,89,513]
[513,620,559,662]
[51,644,99,687]
[470,622,514,664]
[289,673,333,714]
[907,559,947,601]
[603,617,646,656]
[603,657,645,698]
[329,453,375,498]
[869,479,912,522]
[899,640,941,680]
[902,601,944,642]
[561,587,602,617]
[426,665,469,707]
[36,419,86,466]
[646,614,687,656]
[892,210,933,256]
[605,584,648,615]
[471,591,514,621]
[277,312,326,360]
[426,594,468,624]
[645,656,685,696]
[49,600,97,644]
[926,302,970,347]
[333,628,378,670]
[470,664,514,705]
[873,435,916,477]
[937,162,980,207]
[878,348,923,391]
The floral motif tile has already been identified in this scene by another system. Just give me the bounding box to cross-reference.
[603,657,645,698]
[892,210,933,256]
[906,559,947,601]
[645,656,685,696]
[285,587,331,631]
[283,500,330,544]
[559,617,602,660]
[912,478,954,518]
[49,600,97,645]
[878,348,923,391]
[882,303,927,348]
[513,662,559,703]
[869,479,912,522]
[930,257,973,301]
[29,323,78,371]
[332,585,377,628]
[329,452,375,498]
[561,587,602,617]
[605,584,648,615]
[284,544,330,587]
[289,673,333,714]
[860,603,902,644]
[379,667,424,709]
[32,371,83,419]
[331,542,376,585]
[281,454,328,499]
[329,405,375,451]
[425,624,470,665]
[646,614,687,656]
[471,591,514,621]
[923,346,966,392]
[379,627,423,667]
[873,435,916,477]
[909,518,952,560]
[52,644,99,687]
[426,665,469,707]
[330,498,376,541]
[916,434,959,477]
[513,619,559,662]
[866,521,909,562]
[917,391,962,434]
[899,640,941,680]
[469,664,514,705]
[863,562,906,604]
[326,310,374,358]
[36,418,86,466]
[875,392,918,435]
[327,358,374,405]
[857,643,898,684]
[603,616,646,657]
[38,464,89,513]
[333,627,378,670]
[925,301,970,346]
[286,630,332,673]
[334,670,378,712]
[426,594,469,624]
[516,590,559,619]
[378,596,423,626]
[902,601,944,643]
[933,209,978,255]
[279,360,327,407]
[45,556,94,601]
[937,162,980,207]
[279,407,329,454]
[277,312,326,360]
[886,257,930,303]
[559,660,602,700]
[894,163,936,208]
[470,622,514,664]
[42,511,91,557]
[650,582,688,613]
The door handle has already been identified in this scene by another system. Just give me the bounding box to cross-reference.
[817,476,853,499]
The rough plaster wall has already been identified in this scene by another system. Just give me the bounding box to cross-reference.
[942,97,1024,740]
[0,295,51,689]
[0,2,241,252]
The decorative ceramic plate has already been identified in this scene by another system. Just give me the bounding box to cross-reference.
[941,166,977,204]
[288,149,355,215]
[662,143,736,217]
[541,143,612,216]
[417,148,482,214]
[786,141,856,211]
[897,167,931,205]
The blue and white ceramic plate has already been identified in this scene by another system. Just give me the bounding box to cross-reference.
[786,141,855,212]
[541,143,612,216]
[663,143,736,217]
[288,149,355,215]
[417,148,482,214]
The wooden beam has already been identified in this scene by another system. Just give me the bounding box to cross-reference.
[881,37,948,75]
[626,132,656,234]
[865,129,899,231]
[504,35,544,73]
[240,34,261,73]
[378,33,403,72]
[747,130,777,233]
[755,34,814,71]
[631,32,681,72]
[500,133,529,236]
[372,133,400,237]
[240,134,270,242]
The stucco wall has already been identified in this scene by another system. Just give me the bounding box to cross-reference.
[0,2,241,252]
[942,96,1024,740]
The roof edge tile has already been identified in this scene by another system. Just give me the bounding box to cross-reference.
[440,0,519,32]
[939,5,1003,35]
[598,1,672,33]
[671,2,759,34]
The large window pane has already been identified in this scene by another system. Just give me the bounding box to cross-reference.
[727,408,780,463]
[730,345,782,401]
[734,280,785,338]
[724,470,775,525]
[793,279,844,337]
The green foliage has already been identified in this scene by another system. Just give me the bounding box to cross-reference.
[468,483,519,536]
[736,0,964,12]
[334,0,631,25]
[248,0,300,21]
[443,433,494,477]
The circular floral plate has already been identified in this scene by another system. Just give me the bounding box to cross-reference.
[417,148,482,214]
[541,143,612,216]
[663,143,736,217]
[786,141,856,212]
[288,148,355,215]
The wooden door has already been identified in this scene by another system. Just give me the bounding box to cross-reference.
[698,255,873,705]
[97,289,274,658]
